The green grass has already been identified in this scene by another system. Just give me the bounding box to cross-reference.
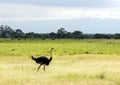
[0,39,120,85]
[0,39,120,57]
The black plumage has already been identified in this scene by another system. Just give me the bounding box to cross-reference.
[31,48,54,71]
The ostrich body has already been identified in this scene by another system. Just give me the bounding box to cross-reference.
[31,48,54,71]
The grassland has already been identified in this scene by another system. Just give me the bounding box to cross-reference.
[0,39,120,85]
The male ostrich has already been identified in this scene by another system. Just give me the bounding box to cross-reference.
[31,48,54,71]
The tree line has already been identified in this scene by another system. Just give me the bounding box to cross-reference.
[0,25,120,39]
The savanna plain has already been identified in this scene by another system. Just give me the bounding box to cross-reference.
[0,39,120,85]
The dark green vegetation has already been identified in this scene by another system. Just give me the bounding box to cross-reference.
[0,25,120,39]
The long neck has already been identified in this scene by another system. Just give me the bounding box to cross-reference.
[50,49,53,57]
[31,56,37,61]
[49,49,53,62]
[49,57,52,63]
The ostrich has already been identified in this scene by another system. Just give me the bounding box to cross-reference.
[31,48,54,71]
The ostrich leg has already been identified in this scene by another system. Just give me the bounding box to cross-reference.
[38,64,42,71]
[43,65,46,71]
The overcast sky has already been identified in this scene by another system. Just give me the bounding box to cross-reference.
[0,0,120,33]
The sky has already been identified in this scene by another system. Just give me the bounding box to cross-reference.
[0,0,120,33]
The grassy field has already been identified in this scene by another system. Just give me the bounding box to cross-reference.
[0,39,120,85]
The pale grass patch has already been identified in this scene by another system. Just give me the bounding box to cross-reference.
[0,54,120,85]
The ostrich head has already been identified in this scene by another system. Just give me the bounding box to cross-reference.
[51,48,54,51]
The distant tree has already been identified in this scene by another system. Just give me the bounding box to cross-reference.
[0,25,15,38]
[49,32,57,40]
[94,34,113,39]
[72,30,83,39]
[66,32,73,39]
[57,28,67,38]
[13,29,24,38]
[114,33,120,39]
[0,25,4,38]
[25,32,36,38]
[41,34,48,40]
[82,34,91,39]
[57,28,67,34]
[34,33,41,38]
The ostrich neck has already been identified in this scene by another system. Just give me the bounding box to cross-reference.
[50,49,52,57]
[48,49,52,63]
